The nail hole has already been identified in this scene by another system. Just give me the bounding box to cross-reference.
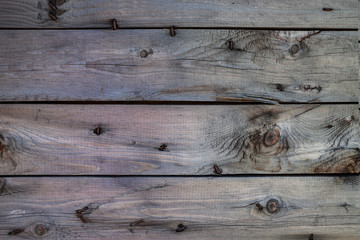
[93,127,102,135]
[176,224,187,232]
[155,144,167,151]
[322,7,333,11]
[276,84,284,91]
[213,165,223,175]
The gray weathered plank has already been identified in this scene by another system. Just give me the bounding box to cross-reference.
[0,30,358,102]
[0,176,359,239]
[0,104,359,175]
[0,0,357,29]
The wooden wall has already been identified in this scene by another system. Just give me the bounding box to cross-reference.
[0,0,359,239]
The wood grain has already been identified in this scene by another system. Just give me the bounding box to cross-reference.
[0,0,357,29]
[0,176,359,239]
[0,30,358,103]
[0,104,358,175]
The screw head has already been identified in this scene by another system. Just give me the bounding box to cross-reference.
[263,129,280,147]
[266,199,280,214]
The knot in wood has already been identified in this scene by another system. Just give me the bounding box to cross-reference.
[140,50,148,58]
[263,129,279,147]
[290,44,300,55]
[34,224,47,236]
[266,199,280,214]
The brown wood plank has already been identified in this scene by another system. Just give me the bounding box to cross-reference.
[0,104,359,175]
[0,30,358,103]
[0,0,357,29]
[0,176,359,239]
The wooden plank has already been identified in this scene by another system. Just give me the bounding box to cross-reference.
[0,0,357,29]
[0,30,358,103]
[0,176,359,239]
[0,104,359,175]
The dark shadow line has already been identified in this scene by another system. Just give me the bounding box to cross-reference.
[0,27,357,31]
[1,173,359,178]
[0,101,358,105]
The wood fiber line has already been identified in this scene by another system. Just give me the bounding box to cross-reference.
[0,0,357,29]
[0,30,357,102]
[0,176,359,239]
[0,104,358,175]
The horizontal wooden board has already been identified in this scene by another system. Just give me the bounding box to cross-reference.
[0,104,359,175]
[0,0,357,29]
[0,30,358,103]
[0,176,359,239]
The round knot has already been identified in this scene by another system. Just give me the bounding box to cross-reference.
[290,44,300,55]
[34,224,47,237]
[140,50,148,58]
[263,129,280,147]
[266,199,280,214]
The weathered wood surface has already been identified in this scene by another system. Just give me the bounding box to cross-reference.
[0,104,359,175]
[0,176,359,239]
[0,0,357,29]
[0,30,358,103]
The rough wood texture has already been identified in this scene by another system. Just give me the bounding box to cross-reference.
[0,30,358,103]
[0,176,359,239]
[0,0,357,29]
[0,104,358,175]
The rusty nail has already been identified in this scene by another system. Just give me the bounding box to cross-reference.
[48,12,57,21]
[140,50,148,58]
[263,129,280,147]
[170,26,176,37]
[213,165,223,175]
[228,40,234,50]
[34,224,47,237]
[176,224,187,232]
[112,19,117,30]
[255,203,263,211]
[8,229,24,235]
[266,199,280,214]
